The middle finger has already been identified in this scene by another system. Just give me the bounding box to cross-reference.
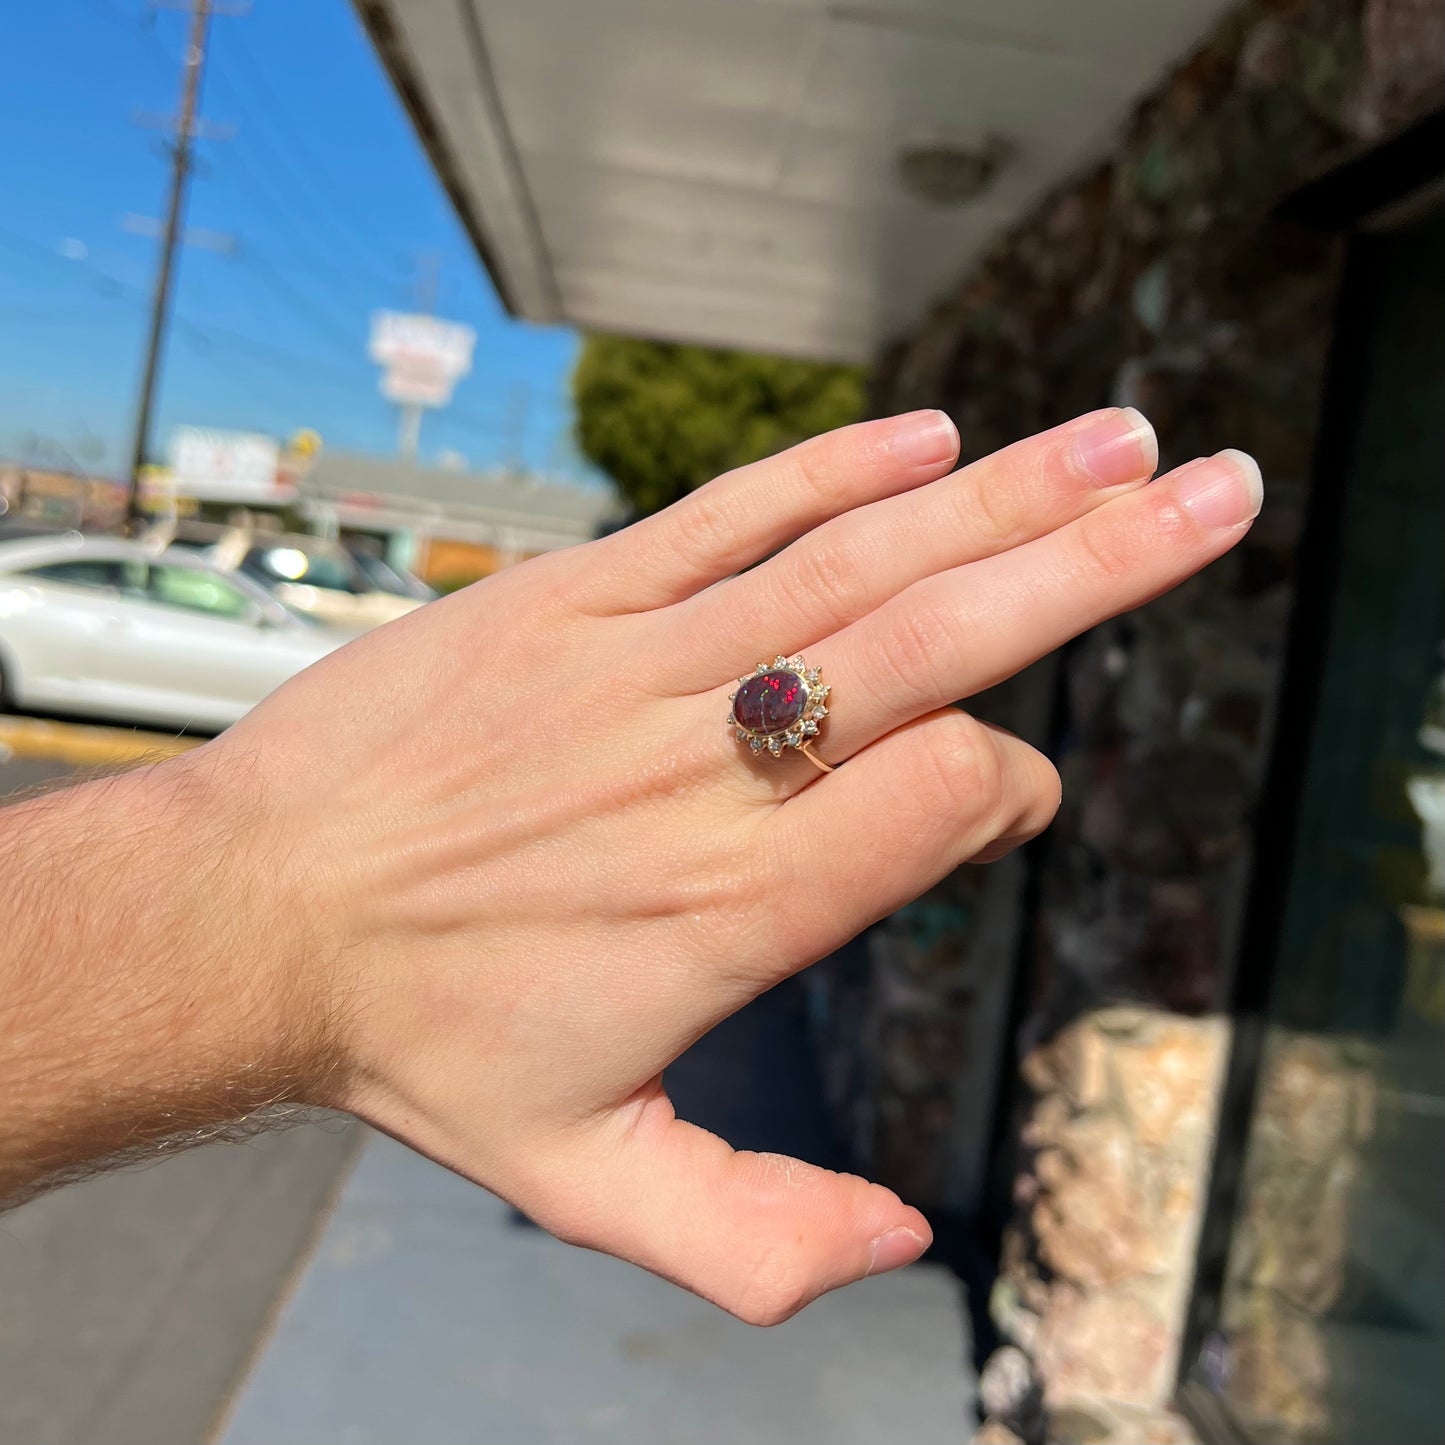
[805,449,1262,766]
[711,448,1261,786]
[669,407,1156,687]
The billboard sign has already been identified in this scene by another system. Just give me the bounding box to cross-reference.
[169,427,286,503]
[369,311,476,408]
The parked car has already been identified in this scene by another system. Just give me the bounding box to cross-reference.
[203,528,424,633]
[0,532,348,732]
[343,540,437,602]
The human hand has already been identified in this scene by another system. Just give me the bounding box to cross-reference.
[199,407,1260,1323]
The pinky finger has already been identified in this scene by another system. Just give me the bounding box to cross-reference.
[768,710,1061,965]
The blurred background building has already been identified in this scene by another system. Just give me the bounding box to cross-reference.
[297,449,617,586]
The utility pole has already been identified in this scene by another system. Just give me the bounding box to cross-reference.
[502,381,531,475]
[413,250,440,313]
[396,251,441,459]
[125,0,214,527]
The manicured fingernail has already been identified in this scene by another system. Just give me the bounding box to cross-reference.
[888,409,959,467]
[866,1226,928,1277]
[1177,448,1264,528]
[1072,406,1157,486]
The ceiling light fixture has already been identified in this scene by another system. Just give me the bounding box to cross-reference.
[896,136,1013,205]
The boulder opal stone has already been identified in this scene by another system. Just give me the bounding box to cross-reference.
[734,669,806,736]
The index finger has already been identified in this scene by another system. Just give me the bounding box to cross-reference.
[584,410,960,611]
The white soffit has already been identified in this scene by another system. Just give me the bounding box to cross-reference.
[356,0,1240,361]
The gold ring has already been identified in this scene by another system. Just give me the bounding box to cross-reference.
[799,741,834,773]
[728,655,834,770]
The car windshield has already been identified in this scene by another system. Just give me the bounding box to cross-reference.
[243,545,361,594]
[352,551,435,600]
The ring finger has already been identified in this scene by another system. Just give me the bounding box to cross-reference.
[733,449,1262,779]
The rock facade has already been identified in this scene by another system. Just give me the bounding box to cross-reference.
[984,1009,1228,1443]
[803,0,1444,1440]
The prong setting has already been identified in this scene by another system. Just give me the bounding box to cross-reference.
[727,654,831,760]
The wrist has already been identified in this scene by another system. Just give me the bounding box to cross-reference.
[0,746,340,1201]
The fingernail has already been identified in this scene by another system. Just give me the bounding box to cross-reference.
[866,1226,928,1277]
[1176,448,1264,528]
[888,409,959,468]
[1071,406,1157,487]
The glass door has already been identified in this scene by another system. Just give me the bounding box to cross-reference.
[1188,199,1445,1443]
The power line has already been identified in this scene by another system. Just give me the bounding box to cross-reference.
[215,24,410,281]
[210,115,406,290]
[72,0,408,297]
[3,225,565,443]
[235,238,410,300]
[235,250,364,360]
[69,0,174,83]
[175,325,309,422]
[0,299,137,324]
[0,224,370,396]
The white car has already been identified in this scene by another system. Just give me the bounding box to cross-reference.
[205,529,423,634]
[0,532,348,733]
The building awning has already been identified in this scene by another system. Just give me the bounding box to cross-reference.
[356,0,1237,362]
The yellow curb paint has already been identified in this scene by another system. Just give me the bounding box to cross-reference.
[0,715,203,768]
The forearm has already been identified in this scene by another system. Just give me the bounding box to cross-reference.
[0,751,327,1207]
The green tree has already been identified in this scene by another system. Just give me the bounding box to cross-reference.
[572,335,865,516]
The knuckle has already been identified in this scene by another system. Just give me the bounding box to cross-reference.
[1017,751,1063,838]
[876,599,954,708]
[518,1167,606,1251]
[541,1207,595,1253]
[961,467,1026,547]
[1036,753,1064,821]
[918,714,1004,819]
[1148,490,1196,547]
[1072,504,1138,582]
[786,428,865,511]
[730,1241,813,1327]
[784,539,871,622]
[1074,489,1193,582]
[665,486,742,567]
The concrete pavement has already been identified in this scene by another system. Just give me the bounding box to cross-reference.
[0,1121,362,1445]
[217,1130,971,1445]
[216,985,975,1445]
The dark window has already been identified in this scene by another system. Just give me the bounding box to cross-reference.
[1185,201,1445,1445]
[241,545,361,594]
[147,564,256,620]
[24,560,117,589]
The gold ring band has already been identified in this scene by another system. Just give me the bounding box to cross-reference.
[800,741,834,772]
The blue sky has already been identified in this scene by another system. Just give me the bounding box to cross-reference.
[0,0,585,479]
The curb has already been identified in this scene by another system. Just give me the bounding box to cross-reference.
[0,716,204,768]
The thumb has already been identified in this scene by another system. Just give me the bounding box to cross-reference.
[547,1099,932,1326]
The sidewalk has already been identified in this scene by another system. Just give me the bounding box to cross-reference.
[0,1122,361,1445]
[217,983,976,1445]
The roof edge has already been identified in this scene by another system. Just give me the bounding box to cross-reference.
[350,0,560,321]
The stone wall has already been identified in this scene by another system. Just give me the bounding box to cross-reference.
[1000,1011,1229,1405]
[807,0,1444,1441]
